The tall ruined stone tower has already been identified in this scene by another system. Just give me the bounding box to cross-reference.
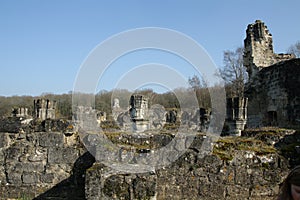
[243,20,295,80]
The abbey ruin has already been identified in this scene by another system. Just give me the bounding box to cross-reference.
[0,20,299,199]
[244,20,300,129]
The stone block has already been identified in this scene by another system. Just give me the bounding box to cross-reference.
[103,175,130,199]
[225,185,251,199]
[38,132,64,147]
[133,174,157,199]
[0,165,7,185]
[7,172,22,185]
[14,162,45,173]
[0,133,10,148]
[48,147,79,164]
[5,146,24,161]
[22,172,39,184]
[0,149,4,165]
[0,117,22,133]
[40,173,55,183]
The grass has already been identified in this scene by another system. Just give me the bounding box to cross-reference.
[213,136,277,161]
[17,194,32,200]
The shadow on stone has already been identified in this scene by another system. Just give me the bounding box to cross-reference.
[34,151,95,200]
[274,130,300,168]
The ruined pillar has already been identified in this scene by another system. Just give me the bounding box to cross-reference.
[34,99,56,120]
[226,97,248,136]
[129,94,149,132]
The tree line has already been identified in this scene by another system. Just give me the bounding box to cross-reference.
[1,41,299,119]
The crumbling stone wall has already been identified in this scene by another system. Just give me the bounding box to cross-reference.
[245,59,300,128]
[244,20,295,80]
[243,20,300,128]
[85,133,290,200]
[0,118,297,200]
[0,120,89,199]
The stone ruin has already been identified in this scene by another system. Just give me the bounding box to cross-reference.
[244,20,300,128]
[129,94,150,132]
[226,97,248,136]
[101,92,211,132]
[34,99,57,120]
[129,94,148,121]
[180,108,210,131]
[165,109,177,124]
[7,99,58,129]
[243,20,295,80]
[96,111,106,124]
[113,95,165,132]
[2,19,300,199]
[11,107,29,118]
[112,94,212,132]
[73,106,108,132]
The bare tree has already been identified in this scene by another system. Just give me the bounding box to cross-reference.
[188,75,201,91]
[287,41,300,58]
[220,47,248,97]
[188,75,211,108]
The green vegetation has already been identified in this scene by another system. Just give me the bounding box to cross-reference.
[17,193,32,200]
[162,121,180,130]
[213,127,299,161]
[213,136,276,161]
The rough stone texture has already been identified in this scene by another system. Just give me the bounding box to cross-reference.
[0,124,90,199]
[86,164,157,200]
[0,117,299,200]
[0,117,23,133]
[243,20,295,80]
[34,99,57,120]
[85,131,298,200]
[226,97,248,135]
[243,20,300,128]
[11,107,29,118]
[86,149,288,200]
[129,94,149,121]
[245,59,300,128]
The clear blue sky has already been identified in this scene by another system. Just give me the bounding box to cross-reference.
[1,0,300,96]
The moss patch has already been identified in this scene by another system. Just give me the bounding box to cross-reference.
[213,136,276,161]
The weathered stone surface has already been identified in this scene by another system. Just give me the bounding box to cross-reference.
[48,147,79,164]
[86,139,290,200]
[14,162,45,173]
[40,173,55,183]
[34,99,56,120]
[85,163,157,200]
[0,133,11,148]
[244,20,295,80]
[7,171,22,185]
[243,20,300,129]
[22,172,39,184]
[245,59,300,128]
[38,132,64,147]
[0,117,23,133]
[0,129,88,199]
[0,126,297,200]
